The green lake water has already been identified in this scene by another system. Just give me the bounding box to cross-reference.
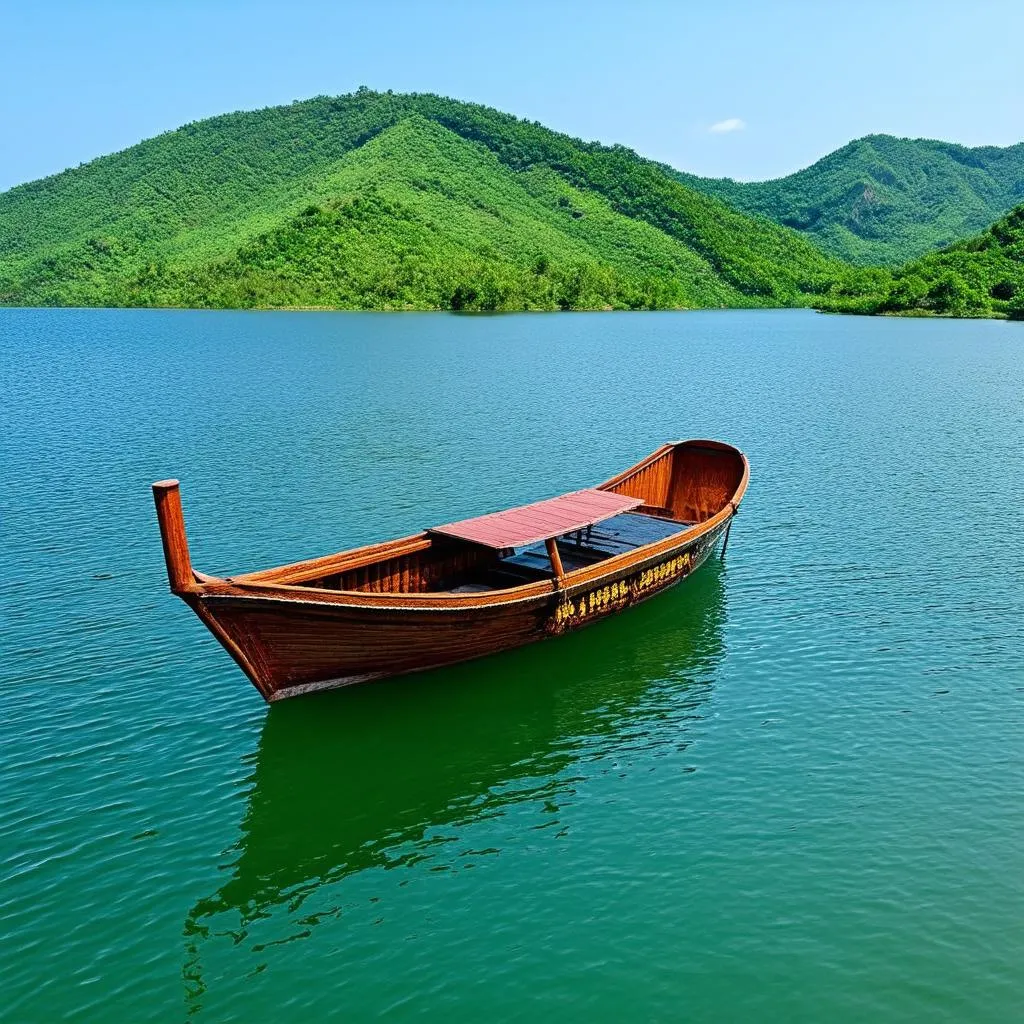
[2,308,1022,1021]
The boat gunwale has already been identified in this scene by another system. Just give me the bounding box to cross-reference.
[198,514,727,613]
[180,439,749,609]
[229,533,435,587]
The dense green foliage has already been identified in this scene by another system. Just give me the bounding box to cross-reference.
[819,205,1024,318]
[673,136,1024,266]
[0,90,869,311]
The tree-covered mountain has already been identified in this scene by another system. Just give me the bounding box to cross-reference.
[673,135,1024,266]
[0,89,871,311]
[821,204,1024,319]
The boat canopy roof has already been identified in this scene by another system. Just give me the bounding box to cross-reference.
[428,488,644,550]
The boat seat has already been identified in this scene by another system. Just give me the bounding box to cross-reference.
[499,512,690,575]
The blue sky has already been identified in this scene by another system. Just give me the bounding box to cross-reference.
[2,0,1022,192]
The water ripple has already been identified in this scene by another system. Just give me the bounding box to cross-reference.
[1,309,1022,1022]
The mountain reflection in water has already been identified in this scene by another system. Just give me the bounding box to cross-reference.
[183,562,727,997]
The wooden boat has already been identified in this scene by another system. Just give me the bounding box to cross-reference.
[152,439,749,702]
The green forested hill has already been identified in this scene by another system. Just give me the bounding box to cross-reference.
[822,204,1024,318]
[148,118,748,311]
[672,135,1024,266]
[0,90,869,311]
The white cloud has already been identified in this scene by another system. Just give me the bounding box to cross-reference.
[709,118,746,134]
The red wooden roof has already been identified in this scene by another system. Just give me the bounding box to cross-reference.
[429,488,645,550]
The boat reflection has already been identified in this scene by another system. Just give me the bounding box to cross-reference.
[183,561,727,987]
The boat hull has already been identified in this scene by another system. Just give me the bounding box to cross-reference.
[194,520,727,701]
[153,439,749,702]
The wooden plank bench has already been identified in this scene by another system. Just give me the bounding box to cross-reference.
[501,512,689,575]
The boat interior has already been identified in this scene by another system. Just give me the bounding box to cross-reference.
[496,513,685,577]
[272,440,746,597]
[286,511,686,595]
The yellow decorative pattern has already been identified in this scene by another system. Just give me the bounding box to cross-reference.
[549,549,694,633]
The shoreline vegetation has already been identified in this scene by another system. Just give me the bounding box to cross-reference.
[0,89,1020,319]
[816,204,1024,320]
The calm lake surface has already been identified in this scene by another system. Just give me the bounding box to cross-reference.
[2,308,1022,1021]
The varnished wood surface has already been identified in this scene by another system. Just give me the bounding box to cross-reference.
[152,480,195,594]
[429,488,644,549]
[152,440,749,701]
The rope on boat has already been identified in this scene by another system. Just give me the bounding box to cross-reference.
[721,501,738,559]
